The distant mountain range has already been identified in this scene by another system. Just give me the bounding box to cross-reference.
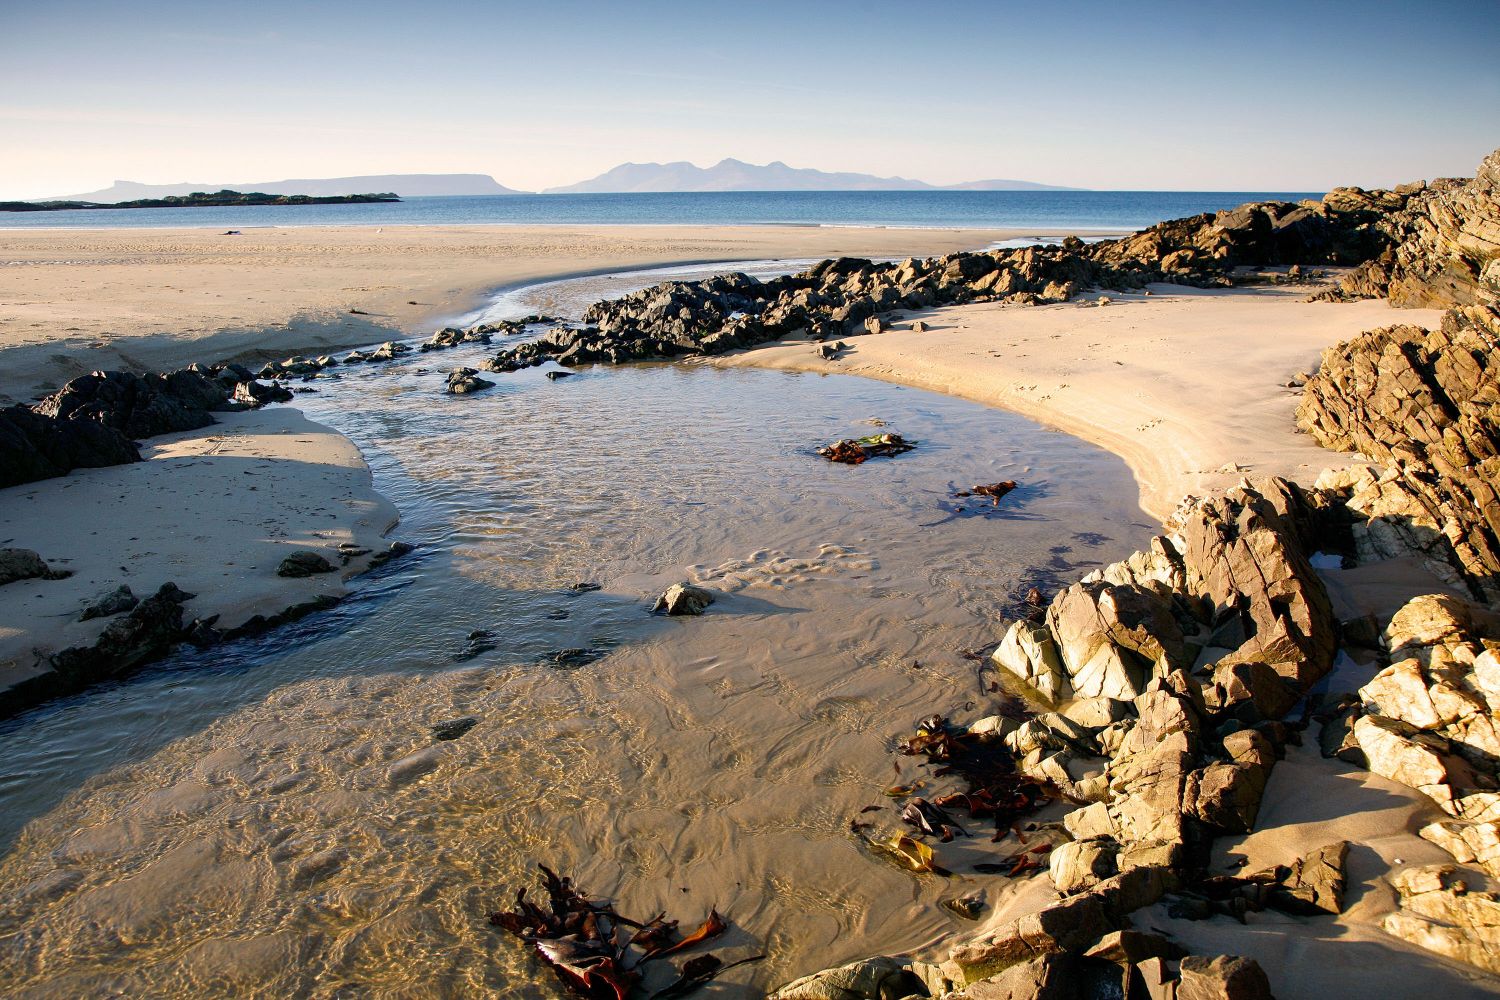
[47,162,1078,202]
[49,174,521,203]
[544,158,1079,193]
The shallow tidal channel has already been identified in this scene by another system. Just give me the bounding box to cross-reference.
[0,265,1154,997]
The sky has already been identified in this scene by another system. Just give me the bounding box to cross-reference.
[2,0,1498,198]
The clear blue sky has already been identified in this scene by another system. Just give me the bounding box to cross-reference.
[2,0,1497,197]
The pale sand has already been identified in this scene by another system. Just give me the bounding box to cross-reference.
[711,283,1446,522]
[0,223,1062,404]
[0,406,397,693]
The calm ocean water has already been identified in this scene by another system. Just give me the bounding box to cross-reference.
[0,190,1321,231]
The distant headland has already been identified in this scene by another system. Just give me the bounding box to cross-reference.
[0,190,401,212]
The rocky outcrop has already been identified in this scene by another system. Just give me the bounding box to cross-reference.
[1,362,299,490]
[31,368,236,439]
[1299,304,1500,602]
[1090,190,1408,282]
[0,401,141,489]
[1342,593,1500,855]
[477,187,1427,375]
[779,480,1340,999]
[1320,147,1500,308]
[0,582,201,718]
[995,478,1335,712]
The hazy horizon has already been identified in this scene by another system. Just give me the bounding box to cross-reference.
[3,0,1497,200]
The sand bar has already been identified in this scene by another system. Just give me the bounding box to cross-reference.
[0,406,397,694]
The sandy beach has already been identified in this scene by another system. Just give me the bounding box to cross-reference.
[0,224,1060,404]
[1,215,1495,998]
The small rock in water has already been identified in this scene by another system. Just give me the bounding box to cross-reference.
[79,584,138,621]
[652,583,715,616]
[545,370,575,381]
[568,581,602,594]
[544,648,606,670]
[368,540,415,569]
[431,716,479,741]
[444,367,495,395]
[453,629,499,662]
[276,550,336,578]
[942,892,985,920]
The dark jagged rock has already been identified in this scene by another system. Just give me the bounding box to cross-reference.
[1299,304,1500,602]
[431,716,479,741]
[0,548,68,586]
[32,368,235,439]
[79,583,138,621]
[17,583,195,710]
[0,402,141,488]
[443,367,495,394]
[234,379,294,406]
[478,180,1431,378]
[276,550,337,577]
[368,540,415,569]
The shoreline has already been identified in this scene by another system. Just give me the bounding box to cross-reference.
[0,223,1080,405]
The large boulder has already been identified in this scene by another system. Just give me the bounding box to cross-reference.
[767,956,931,1000]
[32,368,232,439]
[1176,955,1275,1000]
[1044,582,1186,702]
[0,548,64,586]
[1171,479,1336,688]
[0,403,140,489]
[992,620,1070,705]
[1384,865,1500,974]
[1323,146,1500,308]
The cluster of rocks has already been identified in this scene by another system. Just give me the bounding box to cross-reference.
[419,315,552,353]
[1299,303,1500,603]
[772,479,1346,999]
[1317,147,1500,308]
[0,364,298,489]
[472,187,1431,377]
[1310,591,1500,972]
[769,149,1500,998]
[444,367,496,395]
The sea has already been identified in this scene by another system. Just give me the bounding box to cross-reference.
[0,189,1322,231]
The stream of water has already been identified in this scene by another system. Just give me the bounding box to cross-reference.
[0,264,1154,997]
